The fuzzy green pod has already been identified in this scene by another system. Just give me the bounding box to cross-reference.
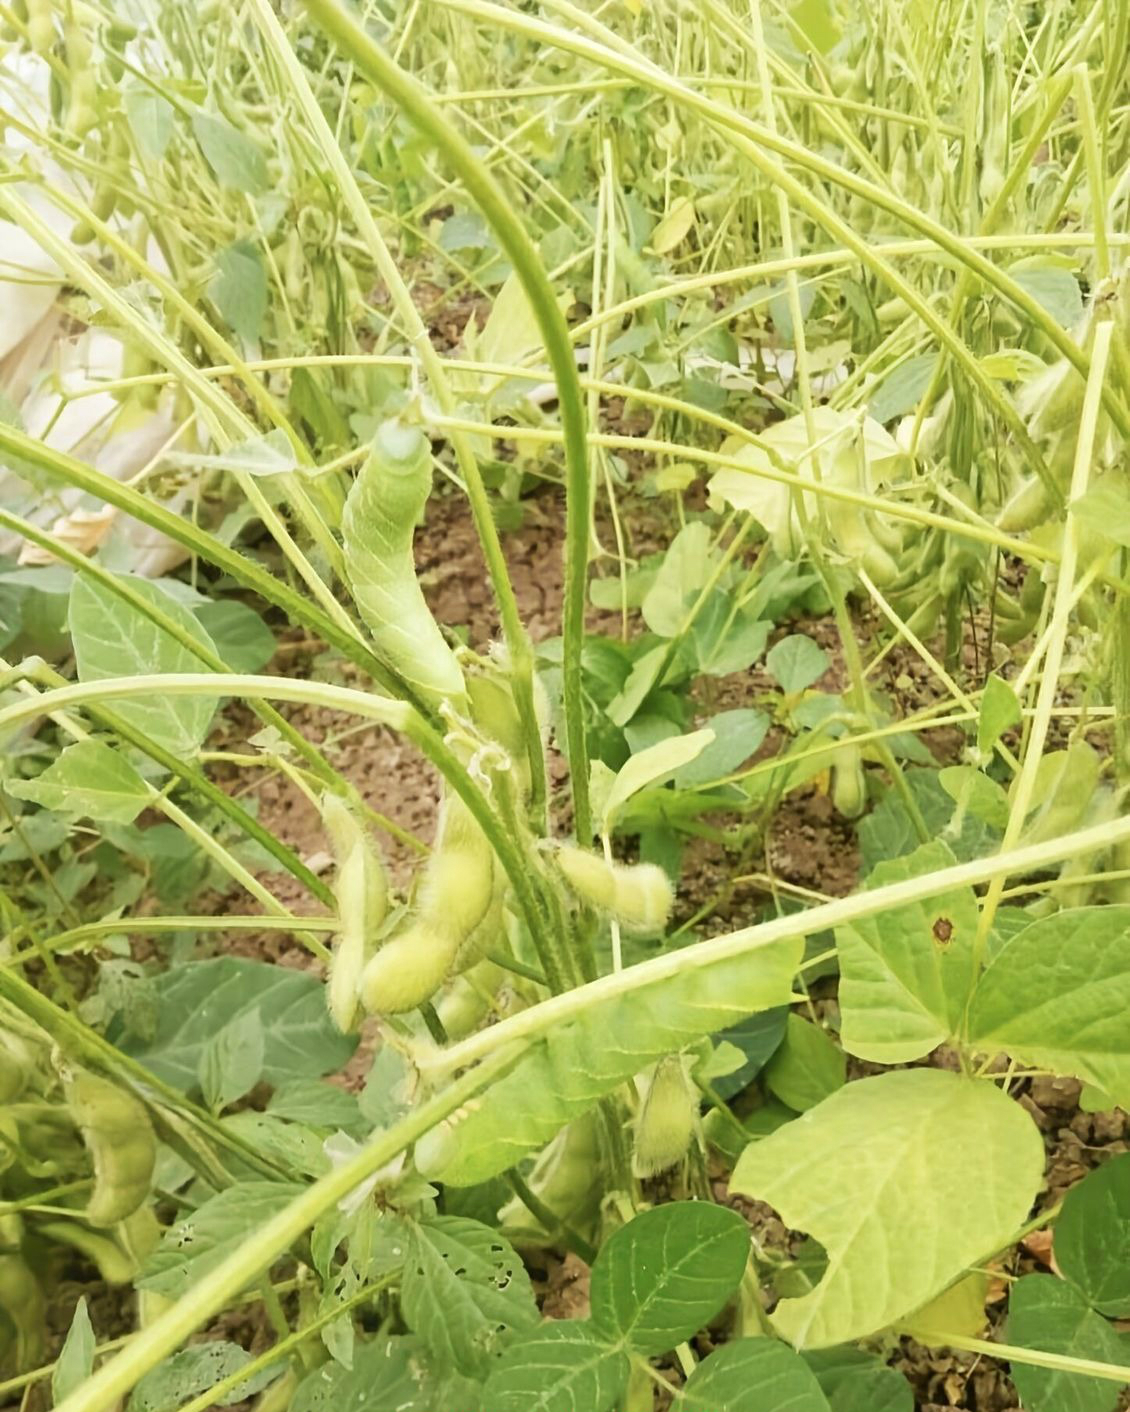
[26,0,52,52]
[342,420,466,709]
[998,474,1055,534]
[64,1069,156,1228]
[554,847,673,932]
[36,1220,137,1284]
[632,1055,697,1179]
[830,745,866,820]
[323,793,388,1034]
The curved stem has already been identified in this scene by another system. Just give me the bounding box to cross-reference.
[302,0,593,843]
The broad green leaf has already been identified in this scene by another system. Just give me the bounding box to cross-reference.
[766,635,828,694]
[679,1339,830,1411]
[938,765,1011,830]
[590,1202,749,1355]
[192,110,268,192]
[401,1217,538,1377]
[1007,1275,1129,1412]
[1070,476,1130,550]
[693,597,771,676]
[267,1079,364,1132]
[730,1070,1045,1347]
[69,575,219,755]
[198,1009,265,1112]
[764,1015,845,1112]
[711,1007,789,1100]
[803,1349,912,1412]
[603,728,715,828]
[641,522,714,637]
[1055,1153,1130,1316]
[835,842,978,1062]
[671,709,769,788]
[1011,267,1084,329]
[53,1297,95,1405]
[118,958,355,1091]
[482,1321,630,1412]
[416,936,802,1185]
[127,1342,280,1412]
[222,1111,329,1178]
[194,600,276,673]
[968,907,1130,1105]
[124,88,174,159]
[1016,743,1099,846]
[859,768,1000,870]
[8,739,149,823]
[651,196,696,254]
[212,241,268,344]
[900,1270,988,1340]
[138,1183,305,1298]
[867,353,939,424]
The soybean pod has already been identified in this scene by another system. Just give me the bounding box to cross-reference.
[554,846,673,932]
[342,419,467,710]
[322,793,388,1033]
[63,1067,156,1227]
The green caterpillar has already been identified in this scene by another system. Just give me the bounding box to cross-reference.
[342,420,467,710]
[322,793,389,1034]
[361,792,495,1016]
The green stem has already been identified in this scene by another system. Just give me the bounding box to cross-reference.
[302,0,593,844]
[933,1332,1130,1385]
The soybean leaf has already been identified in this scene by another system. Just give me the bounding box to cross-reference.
[766,635,828,694]
[693,597,772,676]
[212,241,267,344]
[198,1009,265,1112]
[835,842,978,1062]
[671,709,769,788]
[8,739,149,823]
[978,674,1021,757]
[222,1111,330,1178]
[52,1297,95,1406]
[192,110,268,192]
[803,1349,913,1412]
[482,1321,630,1412]
[679,1339,831,1411]
[1055,1153,1130,1316]
[290,1336,467,1412]
[267,1079,364,1132]
[938,765,1011,831]
[590,1202,749,1355]
[731,1069,1044,1347]
[1007,1275,1129,1412]
[1070,476,1130,550]
[859,768,1000,869]
[603,728,715,828]
[124,87,174,159]
[710,1007,789,1100]
[867,353,938,424]
[416,936,802,1186]
[194,600,276,673]
[118,958,355,1091]
[127,1342,280,1412]
[138,1183,305,1298]
[764,1015,845,1112]
[1011,267,1084,329]
[69,575,219,755]
[901,1270,989,1340]
[401,1217,538,1377]
[968,907,1130,1105]
[641,523,714,637]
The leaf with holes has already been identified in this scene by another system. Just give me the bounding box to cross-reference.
[590,1202,749,1356]
[401,1217,539,1378]
[731,1070,1044,1348]
[483,1321,630,1412]
[835,842,978,1062]
[678,1338,831,1411]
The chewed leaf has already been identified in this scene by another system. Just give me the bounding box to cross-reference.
[731,1070,1044,1348]
[418,935,802,1185]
